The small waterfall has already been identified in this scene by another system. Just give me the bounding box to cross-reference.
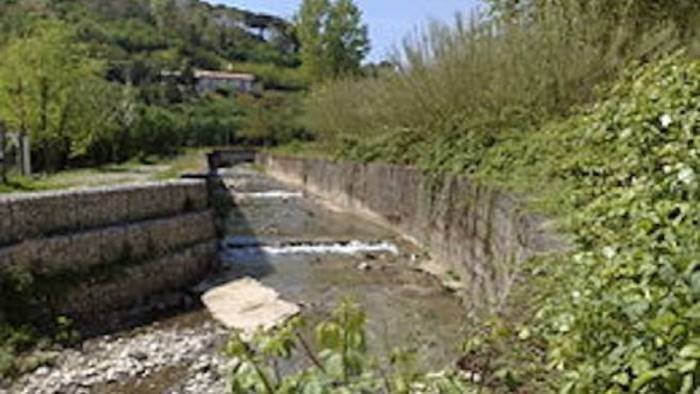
[221,238,399,258]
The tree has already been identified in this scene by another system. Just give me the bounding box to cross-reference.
[296,0,330,80]
[325,0,370,78]
[0,20,125,171]
[295,0,370,82]
[149,0,178,38]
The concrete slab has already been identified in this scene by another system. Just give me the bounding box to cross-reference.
[202,278,300,335]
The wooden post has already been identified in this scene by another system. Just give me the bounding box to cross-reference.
[0,122,6,184]
[20,133,31,176]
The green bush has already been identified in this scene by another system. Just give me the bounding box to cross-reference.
[299,38,700,392]
[0,265,40,379]
[230,62,308,91]
[436,53,700,393]
[182,95,243,146]
[108,18,167,52]
[131,105,184,158]
[305,0,695,154]
[238,91,311,146]
[527,53,700,394]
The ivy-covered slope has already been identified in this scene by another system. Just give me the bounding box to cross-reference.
[462,53,700,393]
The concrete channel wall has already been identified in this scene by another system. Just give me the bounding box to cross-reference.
[0,180,218,332]
[256,153,563,311]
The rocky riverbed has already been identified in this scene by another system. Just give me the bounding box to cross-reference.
[4,314,234,394]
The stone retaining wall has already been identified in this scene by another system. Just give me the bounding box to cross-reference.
[52,242,218,332]
[256,153,564,311]
[0,180,218,331]
[0,180,208,246]
[1,211,215,275]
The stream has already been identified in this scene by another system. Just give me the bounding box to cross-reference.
[6,165,468,394]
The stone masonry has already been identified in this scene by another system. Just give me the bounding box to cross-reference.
[0,179,218,331]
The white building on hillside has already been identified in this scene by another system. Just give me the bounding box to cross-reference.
[194,70,256,95]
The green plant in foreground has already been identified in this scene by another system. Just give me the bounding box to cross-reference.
[226,300,474,393]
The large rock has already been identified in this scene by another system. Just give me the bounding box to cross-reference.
[202,278,300,335]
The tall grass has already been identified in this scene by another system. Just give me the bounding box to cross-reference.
[305,0,696,158]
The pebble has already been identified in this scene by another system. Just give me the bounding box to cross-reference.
[129,350,149,361]
[34,367,51,377]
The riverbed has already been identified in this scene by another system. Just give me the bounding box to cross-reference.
[6,165,468,394]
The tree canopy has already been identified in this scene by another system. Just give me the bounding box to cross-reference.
[0,21,126,170]
[295,0,370,81]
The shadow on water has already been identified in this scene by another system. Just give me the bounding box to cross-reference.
[205,174,277,287]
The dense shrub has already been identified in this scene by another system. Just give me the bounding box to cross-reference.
[230,62,307,91]
[528,53,700,394]
[130,105,184,157]
[296,0,700,390]
[305,0,697,155]
[108,18,167,52]
[238,91,311,146]
[426,53,700,393]
[181,95,243,147]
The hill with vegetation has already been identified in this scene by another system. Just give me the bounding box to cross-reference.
[0,0,307,173]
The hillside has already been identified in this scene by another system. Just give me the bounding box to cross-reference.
[0,0,307,173]
[2,0,298,68]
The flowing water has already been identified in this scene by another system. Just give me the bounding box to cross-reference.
[7,165,468,394]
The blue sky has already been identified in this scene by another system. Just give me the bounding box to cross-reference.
[205,1,484,62]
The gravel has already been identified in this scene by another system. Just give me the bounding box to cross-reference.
[8,321,235,394]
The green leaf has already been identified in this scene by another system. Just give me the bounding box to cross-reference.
[685,304,700,319]
[612,372,630,386]
[678,360,697,374]
[632,370,663,391]
[679,344,700,359]
[649,312,679,333]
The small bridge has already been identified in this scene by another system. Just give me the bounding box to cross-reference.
[207,149,257,172]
